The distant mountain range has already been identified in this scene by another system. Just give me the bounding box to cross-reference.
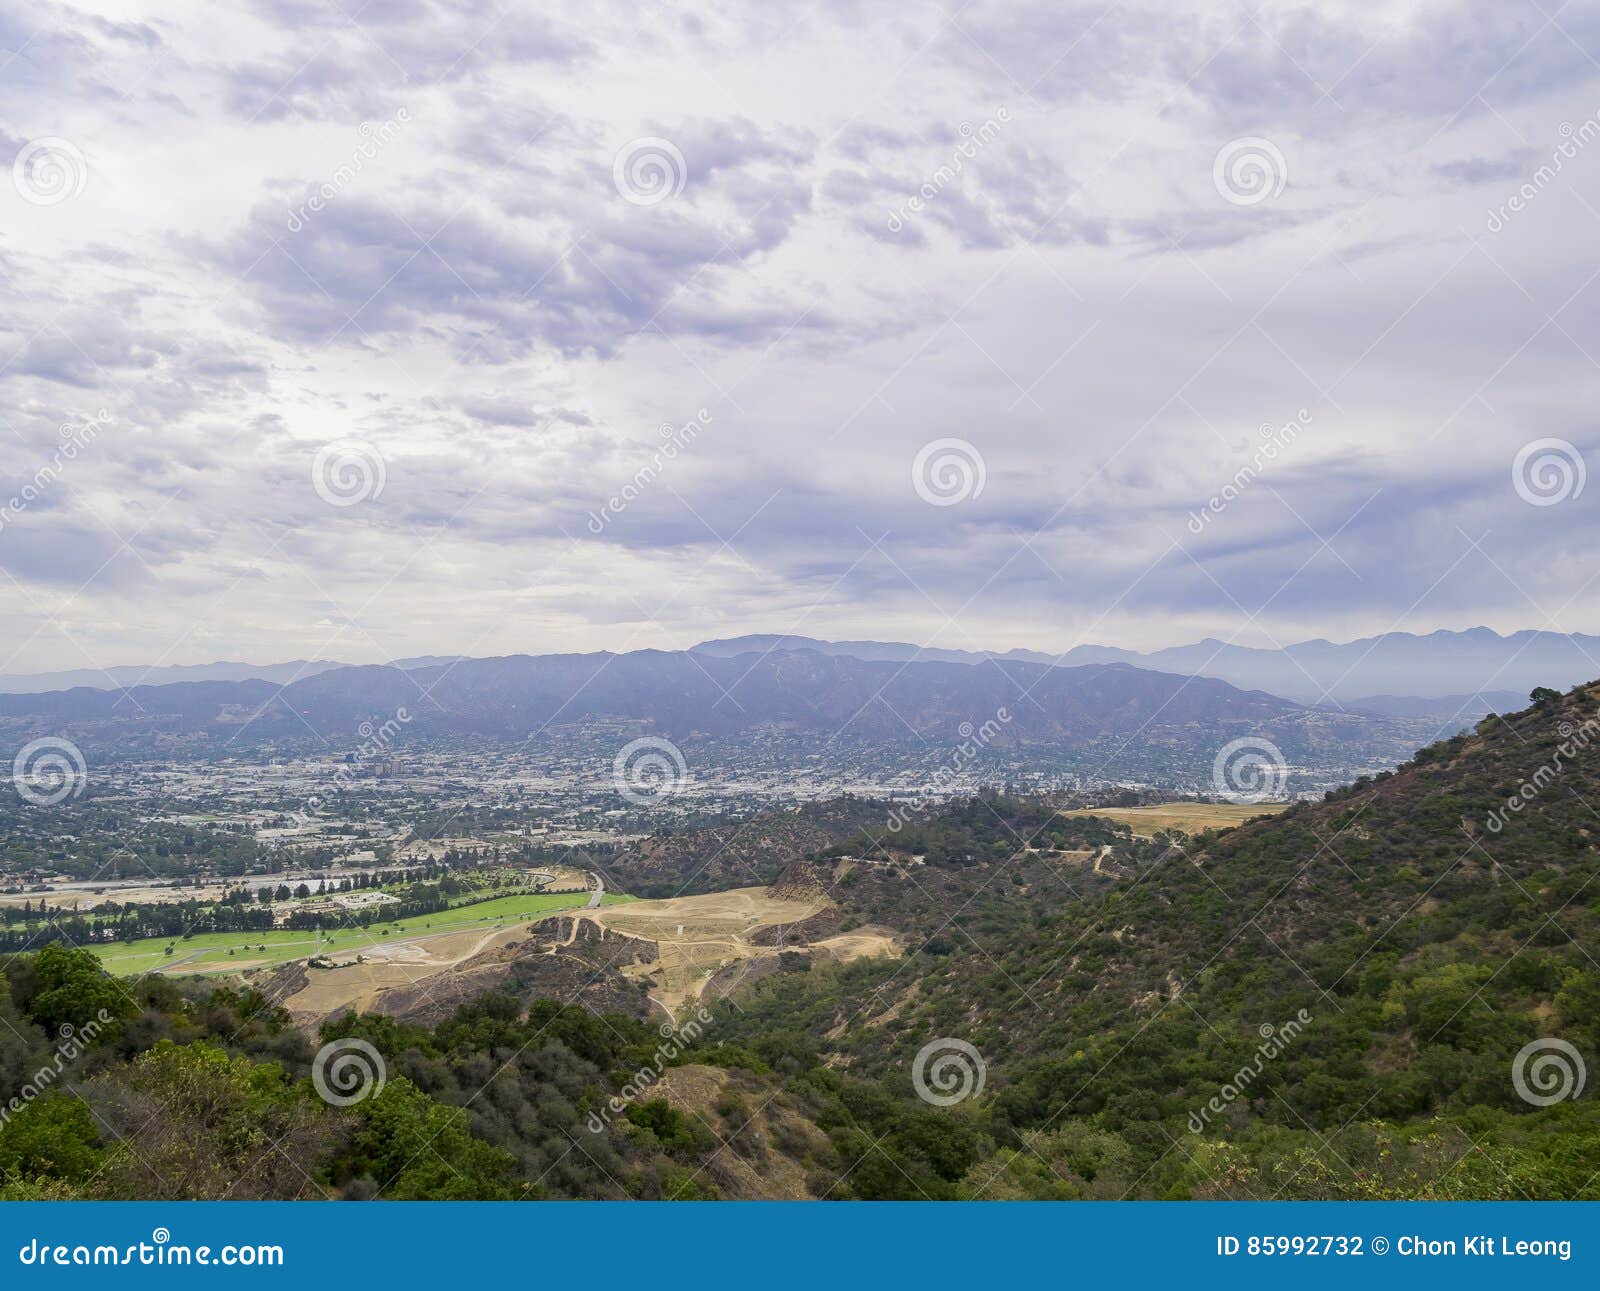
[0,656,458,696]
[0,648,1430,780]
[692,628,1588,707]
[1,628,1577,736]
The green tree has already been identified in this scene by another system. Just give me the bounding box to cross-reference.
[24,944,133,1035]
[0,1093,103,1184]
[344,1078,520,1200]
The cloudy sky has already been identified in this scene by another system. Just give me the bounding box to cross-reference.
[2,0,1598,675]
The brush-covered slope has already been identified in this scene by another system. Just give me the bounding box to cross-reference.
[716,685,1600,1197]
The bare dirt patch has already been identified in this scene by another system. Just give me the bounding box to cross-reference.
[812,927,900,963]
[277,923,529,1023]
[578,886,898,1020]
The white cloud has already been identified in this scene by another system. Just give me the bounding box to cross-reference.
[1,0,1598,674]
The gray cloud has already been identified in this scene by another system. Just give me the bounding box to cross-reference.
[0,0,1598,672]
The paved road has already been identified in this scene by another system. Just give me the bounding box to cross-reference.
[587,871,604,908]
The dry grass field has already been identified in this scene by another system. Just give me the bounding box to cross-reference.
[584,886,838,1018]
[1058,801,1291,837]
[283,923,528,1020]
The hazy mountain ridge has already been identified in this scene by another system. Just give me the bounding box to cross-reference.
[7,628,1580,710]
[0,656,459,696]
[0,659,347,695]
[1337,691,1529,721]
[694,628,1594,705]
[0,648,1422,777]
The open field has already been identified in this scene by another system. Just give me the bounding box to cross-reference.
[88,890,632,977]
[81,880,897,1023]
[1058,801,1291,836]
[579,886,888,1019]
[1,863,591,913]
[281,922,542,1020]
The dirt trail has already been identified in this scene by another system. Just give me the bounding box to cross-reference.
[575,886,882,1019]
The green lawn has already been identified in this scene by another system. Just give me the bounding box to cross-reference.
[88,891,632,977]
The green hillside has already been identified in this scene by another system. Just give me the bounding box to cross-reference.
[716,683,1600,1197]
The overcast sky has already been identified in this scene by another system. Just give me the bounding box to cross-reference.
[2,0,1598,674]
